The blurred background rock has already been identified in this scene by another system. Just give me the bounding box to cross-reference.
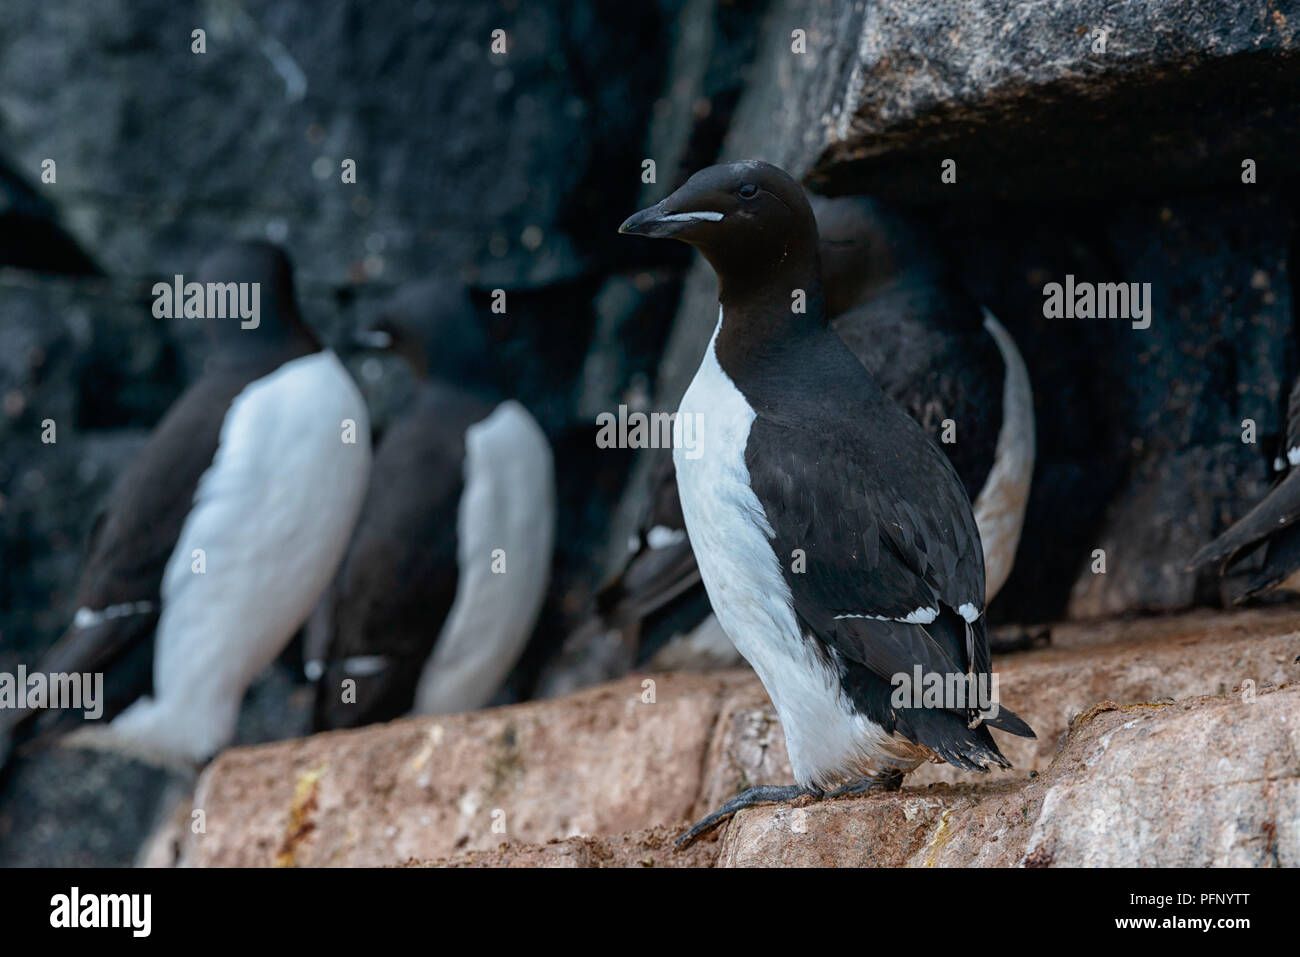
[1,0,1296,864]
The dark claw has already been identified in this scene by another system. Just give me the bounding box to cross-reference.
[674,784,819,849]
[827,766,906,798]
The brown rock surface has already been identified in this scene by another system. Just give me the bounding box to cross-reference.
[422,826,719,868]
[176,607,1300,867]
[179,671,752,867]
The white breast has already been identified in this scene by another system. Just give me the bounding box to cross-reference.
[673,310,912,790]
[973,309,1035,601]
[76,350,372,766]
[412,400,555,715]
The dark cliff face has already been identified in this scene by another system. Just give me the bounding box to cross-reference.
[0,0,1296,864]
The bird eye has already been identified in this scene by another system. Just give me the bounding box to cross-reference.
[738,183,758,199]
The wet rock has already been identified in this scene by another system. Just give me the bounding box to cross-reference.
[0,429,149,656]
[0,160,100,274]
[576,269,682,423]
[0,661,312,867]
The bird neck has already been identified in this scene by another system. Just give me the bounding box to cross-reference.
[713,250,829,380]
[207,310,320,371]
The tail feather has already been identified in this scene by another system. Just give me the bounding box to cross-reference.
[983,704,1036,738]
[896,707,1013,772]
[0,609,157,778]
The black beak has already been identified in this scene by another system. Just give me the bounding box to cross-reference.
[618,202,672,237]
[619,200,723,239]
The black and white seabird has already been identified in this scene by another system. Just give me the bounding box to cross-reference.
[307,280,555,730]
[1190,376,1300,599]
[619,161,1035,844]
[592,190,1036,673]
[0,242,371,770]
[815,193,1036,602]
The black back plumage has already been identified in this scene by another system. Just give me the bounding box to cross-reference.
[813,193,1003,501]
[835,279,1001,500]
[728,322,1025,766]
[1191,466,1300,571]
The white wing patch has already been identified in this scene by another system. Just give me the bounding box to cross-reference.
[74,351,371,765]
[412,400,555,715]
[834,606,938,625]
[72,601,155,629]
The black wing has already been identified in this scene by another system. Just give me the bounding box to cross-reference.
[1240,522,1300,601]
[833,277,1000,502]
[1190,376,1300,574]
[746,394,984,676]
[1190,467,1300,571]
[593,446,699,625]
[745,355,1031,765]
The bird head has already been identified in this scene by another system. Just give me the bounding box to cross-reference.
[357,279,493,386]
[619,160,818,280]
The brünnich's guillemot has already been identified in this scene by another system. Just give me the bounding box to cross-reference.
[0,242,371,771]
[307,280,555,729]
[815,193,1036,602]
[1190,376,1300,599]
[619,161,1035,844]
[592,189,1036,675]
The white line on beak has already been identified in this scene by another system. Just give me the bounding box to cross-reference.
[659,211,724,222]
